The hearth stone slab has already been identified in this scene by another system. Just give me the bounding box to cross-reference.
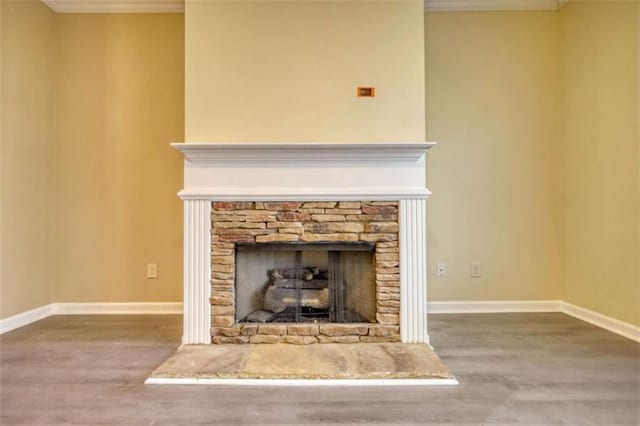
[147,343,453,381]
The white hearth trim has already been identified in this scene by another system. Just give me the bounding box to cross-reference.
[178,187,431,201]
[145,377,459,386]
[172,142,435,164]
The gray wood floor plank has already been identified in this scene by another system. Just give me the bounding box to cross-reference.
[1,313,638,425]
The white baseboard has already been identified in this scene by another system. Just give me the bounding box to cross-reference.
[54,302,183,315]
[2,300,638,343]
[561,302,640,343]
[0,303,56,334]
[0,302,182,335]
[428,300,639,343]
[428,300,563,313]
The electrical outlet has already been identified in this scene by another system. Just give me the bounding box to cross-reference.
[146,263,158,279]
[436,262,446,276]
[471,261,481,278]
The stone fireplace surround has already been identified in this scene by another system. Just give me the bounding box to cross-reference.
[211,200,401,344]
[173,142,435,345]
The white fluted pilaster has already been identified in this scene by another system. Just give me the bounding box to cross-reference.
[399,199,429,344]
[183,200,212,344]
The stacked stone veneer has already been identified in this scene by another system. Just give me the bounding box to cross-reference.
[210,201,401,344]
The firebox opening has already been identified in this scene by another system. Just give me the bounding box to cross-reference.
[235,242,376,324]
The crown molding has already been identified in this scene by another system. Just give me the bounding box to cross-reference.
[41,0,184,13]
[41,0,569,14]
[425,0,568,12]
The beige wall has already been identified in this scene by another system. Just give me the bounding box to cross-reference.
[425,3,639,327]
[560,1,639,326]
[2,1,637,330]
[54,14,184,303]
[1,0,57,319]
[425,11,563,301]
[186,0,425,142]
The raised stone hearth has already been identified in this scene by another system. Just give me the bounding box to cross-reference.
[173,142,435,345]
[147,343,455,382]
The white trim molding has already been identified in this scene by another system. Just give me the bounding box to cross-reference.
[425,0,568,12]
[41,0,184,13]
[178,187,432,201]
[0,302,182,335]
[400,199,429,344]
[561,302,640,343]
[41,0,570,14]
[182,200,212,344]
[56,302,183,315]
[0,304,56,335]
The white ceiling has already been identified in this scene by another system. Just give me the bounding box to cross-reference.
[42,0,569,14]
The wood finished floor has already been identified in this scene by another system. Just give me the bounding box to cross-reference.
[1,313,638,425]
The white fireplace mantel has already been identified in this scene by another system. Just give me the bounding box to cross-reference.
[173,142,435,201]
[172,142,435,163]
[174,142,435,345]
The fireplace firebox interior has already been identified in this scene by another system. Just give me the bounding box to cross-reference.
[235,243,376,324]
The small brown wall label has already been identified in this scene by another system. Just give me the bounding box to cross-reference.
[357,87,375,97]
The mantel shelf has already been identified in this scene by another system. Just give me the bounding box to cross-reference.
[172,142,436,164]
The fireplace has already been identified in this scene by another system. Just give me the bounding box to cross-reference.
[235,242,377,324]
[173,142,434,345]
